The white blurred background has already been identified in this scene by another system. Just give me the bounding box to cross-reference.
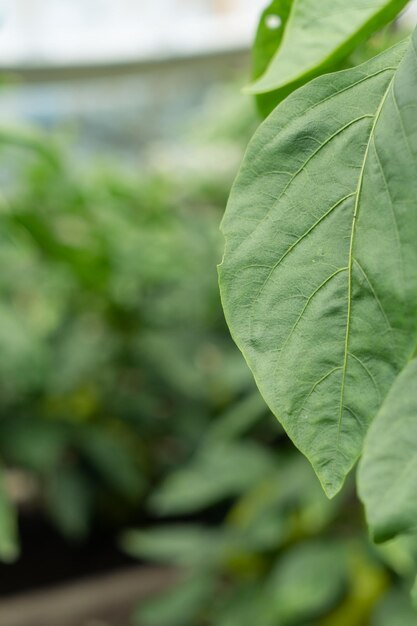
[0,0,415,159]
[0,0,415,68]
[0,0,266,67]
[0,0,269,156]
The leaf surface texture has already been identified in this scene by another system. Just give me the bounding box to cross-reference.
[220,34,417,496]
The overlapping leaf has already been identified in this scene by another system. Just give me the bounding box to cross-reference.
[358,358,417,542]
[248,0,409,100]
[251,0,293,117]
[219,34,417,496]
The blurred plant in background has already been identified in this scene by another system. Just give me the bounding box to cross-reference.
[0,24,415,624]
[124,412,417,625]
[120,27,417,626]
[0,103,256,548]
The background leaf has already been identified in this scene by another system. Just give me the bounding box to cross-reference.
[135,574,214,626]
[150,441,276,516]
[265,541,347,623]
[0,474,19,562]
[371,590,417,625]
[122,525,239,569]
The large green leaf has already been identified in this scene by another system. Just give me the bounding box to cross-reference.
[219,35,417,497]
[247,0,409,97]
[358,358,417,542]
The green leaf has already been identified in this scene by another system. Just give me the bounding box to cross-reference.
[216,584,274,626]
[150,441,275,515]
[0,418,66,473]
[76,426,144,500]
[377,534,417,578]
[45,465,93,539]
[228,456,338,551]
[252,1,292,82]
[251,0,293,117]
[204,392,268,444]
[0,475,19,563]
[219,35,417,497]
[121,525,239,569]
[412,577,417,611]
[247,0,409,97]
[372,590,417,626]
[266,541,347,622]
[135,574,214,626]
[358,358,417,542]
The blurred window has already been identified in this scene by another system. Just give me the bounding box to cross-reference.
[0,0,267,67]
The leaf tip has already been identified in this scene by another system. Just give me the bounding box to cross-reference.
[305,455,347,500]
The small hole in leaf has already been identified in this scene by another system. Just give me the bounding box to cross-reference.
[265,14,282,30]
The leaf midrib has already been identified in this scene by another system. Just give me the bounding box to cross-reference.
[231,66,397,259]
[336,75,395,453]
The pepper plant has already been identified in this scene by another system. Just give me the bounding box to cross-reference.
[220,0,417,594]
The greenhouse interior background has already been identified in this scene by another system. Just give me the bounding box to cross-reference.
[0,1,417,625]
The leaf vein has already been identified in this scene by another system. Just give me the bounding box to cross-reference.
[347,352,381,403]
[234,116,372,256]
[353,258,392,330]
[337,76,395,455]
[276,267,349,357]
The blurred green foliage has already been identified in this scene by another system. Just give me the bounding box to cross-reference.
[122,29,417,626]
[0,119,256,545]
[124,416,417,626]
[0,37,415,622]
